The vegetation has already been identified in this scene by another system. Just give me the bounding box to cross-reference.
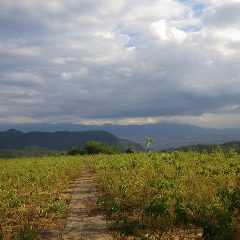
[0,147,58,159]
[0,156,85,239]
[92,149,240,239]
[1,149,239,239]
[178,141,240,154]
[67,141,120,155]
[125,146,136,154]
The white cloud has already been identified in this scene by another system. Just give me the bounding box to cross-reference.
[1,72,44,86]
[61,72,72,80]
[123,0,185,21]
[94,31,115,39]
[0,0,64,13]
[61,68,88,80]
[151,20,188,43]
[0,42,41,56]
[53,57,78,64]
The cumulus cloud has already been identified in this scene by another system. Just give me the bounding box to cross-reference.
[0,0,240,127]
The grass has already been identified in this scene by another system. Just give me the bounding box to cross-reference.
[0,156,85,239]
[92,150,240,239]
[0,149,239,239]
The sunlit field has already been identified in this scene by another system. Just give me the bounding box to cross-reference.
[93,150,240,239]
[0,150,239,239]
[0,156,85,239]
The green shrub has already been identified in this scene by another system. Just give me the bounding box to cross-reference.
[174,196,192,225]
[143,195,169,219]
[67,141,119,155]
[84,141,119,154]
[67,146,85,155]
[125,147,136,154]
[97,195,121,218]
[11,225,37,240]
[201,207,235,240]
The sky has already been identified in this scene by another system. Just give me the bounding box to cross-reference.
[1,0,240,128]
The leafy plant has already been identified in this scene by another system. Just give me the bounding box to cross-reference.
[0,224,3,240]
[143,195,169,219]
[42,199,67,216]
[67,141,119,155]
[97,195,121,218]
[174,196,192,225]
[117,214,137,236]
[11,225,37,240]
[84,141,119,154]
[201,207,234,240]
[67,146,85,155]
[125,146,136,154]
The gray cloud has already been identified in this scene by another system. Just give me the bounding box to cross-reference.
[0,0,240,127]
[203,2,240,28]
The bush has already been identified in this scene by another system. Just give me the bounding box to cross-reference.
[67,146,85,156]
[84,141,119,154]
[125,147,136,154]
[67,141,120,155]
[11,225,37,240]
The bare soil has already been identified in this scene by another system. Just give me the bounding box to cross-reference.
[61,170,113,240]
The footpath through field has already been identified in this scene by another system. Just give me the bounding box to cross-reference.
[62,170,113,240]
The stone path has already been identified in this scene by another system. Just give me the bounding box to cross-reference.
[62,171,113,240]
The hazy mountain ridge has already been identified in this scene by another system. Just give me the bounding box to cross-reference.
[0,129,142,152]
[1,123,240,149]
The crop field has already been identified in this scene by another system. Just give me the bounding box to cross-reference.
[0,149,240,239]
[0,156,85,239]
[92,150,240,239]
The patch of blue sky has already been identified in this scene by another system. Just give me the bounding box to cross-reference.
[125,42,135,48]
[177,0,207,18]
[192,2,207,17]
[117,24,139,37]
[180,25,202,33]
[0,36,9,43]
[126,32,139,48]
[117,26,140,49]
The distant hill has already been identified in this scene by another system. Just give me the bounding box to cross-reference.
[0,147,58,159]
[177,141,240,153]
[1,123,240,149]
[0,129,142,152]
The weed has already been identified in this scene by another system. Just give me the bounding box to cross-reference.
[143,195,169,219]
[0,224,3,240]
[174,196,192,225]
[97,195,121,218]
[11,225,37,240]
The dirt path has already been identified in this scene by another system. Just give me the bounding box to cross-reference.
[62,171,113,240]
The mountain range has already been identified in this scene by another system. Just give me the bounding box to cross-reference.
[0,129,142,151]
[1,123,240,149]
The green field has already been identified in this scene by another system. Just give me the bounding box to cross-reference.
[0,156,86,239]
[0,150,240,239]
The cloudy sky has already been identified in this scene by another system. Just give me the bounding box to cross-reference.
[1,0,240,128]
